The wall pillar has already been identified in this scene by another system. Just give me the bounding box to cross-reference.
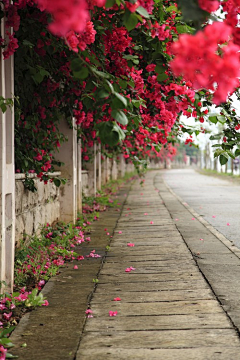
[97,144,101,190]
[77,137,82,213]
[0,18,15,292]
[55,118,77,223]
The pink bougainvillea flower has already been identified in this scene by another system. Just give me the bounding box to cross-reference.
[104,228,107,231]
[85,309,93,315]
[127,243,135,247]
[0,345,7,360]
[227,223,230,226]
[77,255,84,261]
[109,310,118,316]
[86,237,91,242]
[73,265,78,269]
[113,297,121,301]
[42,300,49,306]
[107,232,110,236]
[3,312,12,321]
[150,221,154,224]
[125,266,136,272]
[118,231,122,234]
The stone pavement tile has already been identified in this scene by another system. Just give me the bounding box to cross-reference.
[78,329,240,349]
[100,262,200,274]
[95,279,210,292]
[91,300,223,316]
[77,347,240,360]
[111,232,181,240]
[100,265,201,275]
[98,273,203,283]
[105,253,194,261]
[110,238,183,246]
[105,244,189,256]
[84,313,231,331]
[91,289,214,302]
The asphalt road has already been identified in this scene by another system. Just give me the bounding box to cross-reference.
[162,168,240,249]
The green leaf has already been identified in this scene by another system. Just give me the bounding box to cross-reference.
[157,73,168,82]
[70,58,83,72]
[0,338,14,347]
[32,72,44,84]
[111,110,128,125]
[166,5,178,12]
[6,354,18,359]
[22,39,34,47]
[176,24,194,34]
[98,89,109,99]
[53,178,61,187]
[219,154,228,165]
[155,65,165,74]
[209,116,218,124]
[97,122,120,146]
[114,93,128,107]
[73,67,89,80]
[123,12,139,31]
[118,79,128,90]
[217,115,226,124]
[105,0,116,8]
[226,150,235,159]
[235,149,240,157]
[136,6,150,18]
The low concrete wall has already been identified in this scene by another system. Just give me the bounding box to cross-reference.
[15,173,61,245]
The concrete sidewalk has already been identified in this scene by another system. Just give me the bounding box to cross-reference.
[77,171,240,360]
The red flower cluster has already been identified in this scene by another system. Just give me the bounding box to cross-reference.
[171,22,240,104]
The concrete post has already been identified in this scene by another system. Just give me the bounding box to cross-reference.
[97,143,101,190]
[93,142,97,196]
[77,137,82,213]
[0,18,15,291]
[55,118,77,223]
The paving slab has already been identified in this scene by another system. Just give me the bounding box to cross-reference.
[91,289,214,302]
[77,347,240,360]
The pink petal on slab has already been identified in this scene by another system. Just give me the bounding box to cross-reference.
[109,311,118,317]
[113,297,121,301]
[127,243,135,247]
[212,216,216,218]
[150,221,154,224]
[175,218,179,221]
[85,309,93,315]
[200,238,204,241]
[227,223,230,226]
[144,213,148,215]
[118,231,122,234]
[192,218,195,220]
[73,265,78,269]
